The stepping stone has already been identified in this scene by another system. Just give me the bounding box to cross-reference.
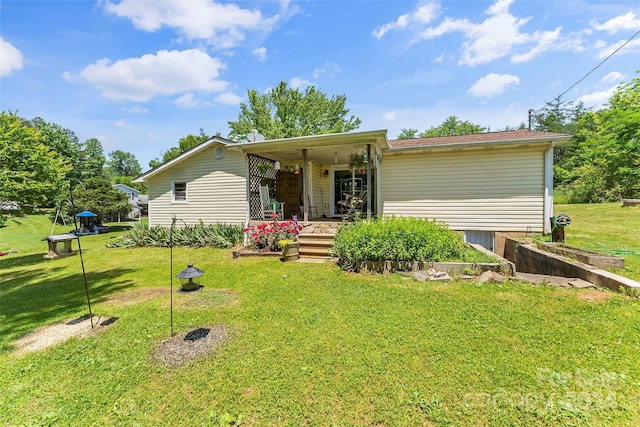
[568,278,596,289]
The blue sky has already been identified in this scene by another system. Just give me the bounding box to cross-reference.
[1,0,639,169]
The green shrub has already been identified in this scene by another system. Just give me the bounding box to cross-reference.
[333,217,468,268]
[106,221,243,249]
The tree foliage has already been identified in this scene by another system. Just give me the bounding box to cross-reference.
[150,128,210,167]
[419,116,486,137]
[0,111,70,222]
[78,138,106,180]
[28,117,80,179]
[227,81,361,141]
[107,150,142,177]
[52,177,130,224]
[395,116,486,140]
[396,128,419,139]
[549,74,640,202]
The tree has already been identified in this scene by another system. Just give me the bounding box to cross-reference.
[396,128,419,139]
[52,177,130,224]
[227,81,361,140]
[77,138,106,180]
[418,116,486,137]
[553,74,640,202]
[107,150,142,177]
[0,111,70,222]
[28,117,80,179]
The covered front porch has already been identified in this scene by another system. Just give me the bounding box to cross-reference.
[229,130,388,222]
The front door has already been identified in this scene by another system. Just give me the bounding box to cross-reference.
[332,169,375,217]
[276,171,303,219]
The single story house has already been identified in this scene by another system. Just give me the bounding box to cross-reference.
[133,129,570,250]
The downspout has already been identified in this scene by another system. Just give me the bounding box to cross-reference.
[243,152,251,246]
[543,141,556,234]
[303,149,309,222]
[376,153,382,218]
[366,144,372,219]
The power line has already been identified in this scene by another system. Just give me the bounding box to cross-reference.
[556,28,640,101]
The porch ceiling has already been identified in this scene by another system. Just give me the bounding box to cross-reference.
[227,129,388,164]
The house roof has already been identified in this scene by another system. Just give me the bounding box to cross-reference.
[388,129,571,151]
[112,183,139,194]
[225,129,389,165]
[133,135,235,183]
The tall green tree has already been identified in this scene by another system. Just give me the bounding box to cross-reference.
[0,111,70,221]
[28,117,80,179]
[227,81,361,141]
[396,128,419,139]
[52,177,130,224]
[553,74,639,202]
[107,150,141,177]
[77,138,106,180]
[418,116,486,137]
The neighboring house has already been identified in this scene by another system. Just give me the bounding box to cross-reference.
[133,129,570,250]
[112,184,142,219]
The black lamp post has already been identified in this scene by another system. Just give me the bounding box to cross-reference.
[69,179,94,328]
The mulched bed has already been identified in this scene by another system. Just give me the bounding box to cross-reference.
[151,324,229,367]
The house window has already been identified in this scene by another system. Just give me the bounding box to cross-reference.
[173,182,187,202]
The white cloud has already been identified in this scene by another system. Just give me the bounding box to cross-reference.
[383,111,397,121]
[102,0,280,49]
[114,119,132,128]
[253,47,267,61]
[511,27,561,63]
[468,73,520,98]
[596,38,640,59]
[64,49,228,102]
[312,62,342,79]
[578,86,618,107]
[174,92,210,109]
[289,77,312,90]
[592,12,640,34]
[122,106,149,114]
[373,3,440,39]
[214,92,243,105]
[0,38,24,77]
[380,0,568,66]
[602,71,625,83]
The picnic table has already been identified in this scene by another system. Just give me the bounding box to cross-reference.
[42,233,78,259]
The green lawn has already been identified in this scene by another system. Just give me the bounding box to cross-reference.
[555,203,640,282]
[1,212,639,426]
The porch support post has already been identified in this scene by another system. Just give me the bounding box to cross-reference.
[303,148,309,222]
[366,144,372,219]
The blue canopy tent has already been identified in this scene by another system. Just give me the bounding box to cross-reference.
[73,211,108,234]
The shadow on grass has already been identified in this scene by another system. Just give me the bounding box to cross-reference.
[0,253,54,269]
[0,266,135,352]
[104,225,134,233]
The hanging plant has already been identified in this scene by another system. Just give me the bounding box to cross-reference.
[348,152,366,170]
[256,163,271,175]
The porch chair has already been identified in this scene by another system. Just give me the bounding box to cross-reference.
[337,190,367,215]
[259,185,285,220]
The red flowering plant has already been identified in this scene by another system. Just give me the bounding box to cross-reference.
[244,215,300,252]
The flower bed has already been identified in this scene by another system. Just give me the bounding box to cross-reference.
[244,218,300,252]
